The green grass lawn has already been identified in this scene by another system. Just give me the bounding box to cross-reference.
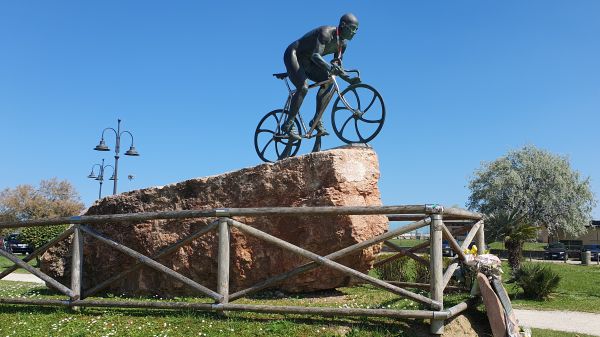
[488,241,547,251]
[0,255,38,274]
[0,281,585,337]
[0,280,468,337]
[0,279,594,337]
[502,261,600,312]
[1,255,599,335]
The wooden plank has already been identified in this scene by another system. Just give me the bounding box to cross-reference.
[217,218,230,303]
[230,219,442,310]
[476,221,486,251]
[0,205,483,229]
[79,225,222,301]
[216,218,230,317]
[429,214,444,334]
[383,241,429,266]
[443,207,484,220]
[373,241,430,268]
[441,224,468,262]
[385,281,464,292]
[441,262,459,290]
[0,297,450,320]
[70,226,84,301]
[461,221,482,251]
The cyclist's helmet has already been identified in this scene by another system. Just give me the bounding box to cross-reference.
[339,13,359,40]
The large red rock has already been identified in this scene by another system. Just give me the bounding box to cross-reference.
[42,146,387,296]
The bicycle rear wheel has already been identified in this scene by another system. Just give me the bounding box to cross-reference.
[331,83,385,144]
[254,109,301,162]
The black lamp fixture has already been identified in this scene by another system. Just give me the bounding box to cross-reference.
[93,119,139,195]
[87,159,114,199]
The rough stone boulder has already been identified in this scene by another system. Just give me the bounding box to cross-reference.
[42,146,388,296]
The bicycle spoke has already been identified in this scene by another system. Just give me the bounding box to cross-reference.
[364,94,377,112]
[351,88,361,110]
[260,138,275,157]
[339,115,353,136]
[355,119,366,142]
[257,129,276,135]
[333,104,350,113]
[359,116,383,123]
[274,112,282,125]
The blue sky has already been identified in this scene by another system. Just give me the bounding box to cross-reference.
[1,1,598,219]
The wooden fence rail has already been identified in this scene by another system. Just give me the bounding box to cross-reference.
[0,204,484,335]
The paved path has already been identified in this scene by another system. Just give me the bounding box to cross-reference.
[514,309,600,336]
[1,273,45,284]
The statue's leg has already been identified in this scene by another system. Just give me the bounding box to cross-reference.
[283,50,308,139]
[310,83,334,136]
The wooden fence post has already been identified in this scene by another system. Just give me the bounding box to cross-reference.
[430,214,444,334]
[476,220,485,252]
[71,225,84,306]
[217,217,230,316]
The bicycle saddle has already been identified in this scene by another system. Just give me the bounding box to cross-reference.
[273,72,288,80]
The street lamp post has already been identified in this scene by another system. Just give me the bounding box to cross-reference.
[87,159,115,199]
[93,119,139,194]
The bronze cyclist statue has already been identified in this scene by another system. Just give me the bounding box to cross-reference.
[283,13,361,140]
[254,14,386,162]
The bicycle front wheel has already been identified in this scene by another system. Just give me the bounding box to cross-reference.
[254,109,301,163]
[331,83,385,144]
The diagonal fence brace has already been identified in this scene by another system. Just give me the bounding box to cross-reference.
[0,248,74,298]
[229,218,431,300]
[83,220,219,298]
[79,225,222,301]
[229,219,442,310]
[0,226,75,280]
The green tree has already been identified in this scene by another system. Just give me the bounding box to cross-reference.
[467,145,596,270]
[0,178,85,252]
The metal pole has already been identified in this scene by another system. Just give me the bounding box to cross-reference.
[430,214,444,335]
[98,159,105,199]
[113,119,121,195]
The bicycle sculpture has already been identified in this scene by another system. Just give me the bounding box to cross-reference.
[254,70,385,162]
[253,13,385,162]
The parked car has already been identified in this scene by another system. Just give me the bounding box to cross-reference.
[5,234,33,254]
[581,244,600,261]
[442,241,455,257]
[560,239,583,259]
[544,242,566,260]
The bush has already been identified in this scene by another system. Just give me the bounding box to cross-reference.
[374,253,461,287]
[374,255,412,281]
[511,264,561,300]
[414,254,430,283]
[19,224,69,249]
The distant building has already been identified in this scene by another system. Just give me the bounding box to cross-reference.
[540,220,600,245]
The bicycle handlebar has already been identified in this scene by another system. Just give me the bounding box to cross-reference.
[344,69,360,78]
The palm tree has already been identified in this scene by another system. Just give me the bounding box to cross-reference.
[487,209,538,271]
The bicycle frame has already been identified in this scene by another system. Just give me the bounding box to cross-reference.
[279,74,359,139]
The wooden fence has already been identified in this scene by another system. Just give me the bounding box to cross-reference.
[0,204,484,335]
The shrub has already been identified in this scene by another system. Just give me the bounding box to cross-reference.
[19,224,69,249]
[511,264,561,300]
[373,255,412,281]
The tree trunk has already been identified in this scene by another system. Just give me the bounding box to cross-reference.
[505,239,524,271]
